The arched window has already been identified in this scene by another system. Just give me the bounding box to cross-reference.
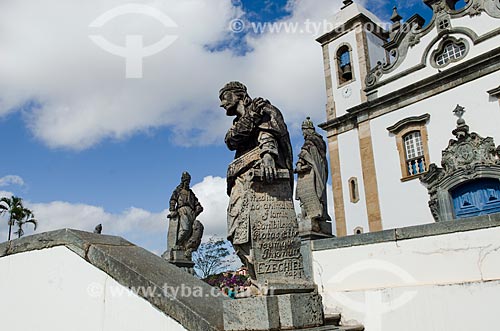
[404,131,427,176]
[348,177,359,203]
[336,44,354,85]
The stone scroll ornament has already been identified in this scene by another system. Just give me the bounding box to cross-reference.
[220,82,314,294]
[295,117,332,237]
[163,171,204,263]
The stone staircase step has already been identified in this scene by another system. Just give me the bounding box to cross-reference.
[290,323,364,331]
[338,326,364,331]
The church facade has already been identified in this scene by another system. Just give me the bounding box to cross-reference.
[317,0,500,236]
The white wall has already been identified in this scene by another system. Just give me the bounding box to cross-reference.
[366,32,386,70]
[370,71,500,230]
[0,246,186,331]
[312,226,500,331]
[337,128,369,234]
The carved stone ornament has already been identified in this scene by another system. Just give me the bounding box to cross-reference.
[469,2,484,16]
[483,0,500,18]
[420,105,500,221]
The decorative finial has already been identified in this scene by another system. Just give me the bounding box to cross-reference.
[453,104,466,124]
[390,6,402,23]
[390,6,403,34]
[452,104,469,139]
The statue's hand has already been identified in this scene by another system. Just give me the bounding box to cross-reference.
[262,153,277,183]
[168,211,179,219]
[295,162,311,173]
[253,97,270,116]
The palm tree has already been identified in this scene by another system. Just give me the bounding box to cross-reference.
[13,209,37,239]
[0,196,38,241]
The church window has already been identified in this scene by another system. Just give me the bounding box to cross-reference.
[336,44,354,86]
[348,177,359,203]
[436,42,466,66]
[438,19,450,30]
[431,37,469,68]
[354,226,364,235]
[404,131,427,176]
[387,114,431,181]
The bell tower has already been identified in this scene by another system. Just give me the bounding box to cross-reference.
[316,1,389,236]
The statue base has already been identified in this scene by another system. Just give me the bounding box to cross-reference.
[298,218,333,240]
[223,292,324,330]
[162,249,195,275]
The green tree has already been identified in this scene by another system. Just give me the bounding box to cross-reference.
[0,196,38,241]
[192,237,238,279]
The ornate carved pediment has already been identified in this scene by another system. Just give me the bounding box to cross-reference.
[420,105,500,221]
[441,131,498,174]
[365,0,500,89]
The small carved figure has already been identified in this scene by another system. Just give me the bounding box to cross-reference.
[185,219,204,259]
[295,117,331,232]
[93,224,102,234]
[220,81,294,279]
[167,171,203,257]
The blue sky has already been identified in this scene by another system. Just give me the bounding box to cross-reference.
[0,0,437,253]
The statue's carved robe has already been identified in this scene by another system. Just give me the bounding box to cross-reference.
[225,99,293,246]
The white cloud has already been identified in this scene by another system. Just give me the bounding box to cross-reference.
[191,176,229,238]
[26,201,168,249]
[0,0,344,150]
[0,175,25,187]
[0,191,14,198]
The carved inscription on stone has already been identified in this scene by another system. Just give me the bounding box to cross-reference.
[249,179,305,281]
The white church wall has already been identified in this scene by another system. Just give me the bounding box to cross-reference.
[366,32,386,70]
[312,225,500,331]
[369,71,500,230]
[453,13,500,36]
[0,246,187,331]
[337,128,370,234]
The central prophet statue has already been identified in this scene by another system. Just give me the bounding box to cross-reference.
[219,81,312,291]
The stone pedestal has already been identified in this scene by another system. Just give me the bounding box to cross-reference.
[298,218,334,240]
[247,169,315,293]
[223,293,324,331]
[162,249,195,274]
